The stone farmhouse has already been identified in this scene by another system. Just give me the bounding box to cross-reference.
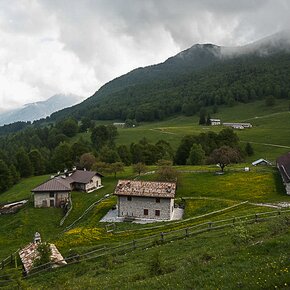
[32,169,103,208]
[277,152,290,195]
[114,180,176,220]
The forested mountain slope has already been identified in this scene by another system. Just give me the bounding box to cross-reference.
[49,31,290,122]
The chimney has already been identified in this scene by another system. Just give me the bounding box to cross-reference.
[33,232,41,244]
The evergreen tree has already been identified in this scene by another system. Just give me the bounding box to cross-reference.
[29,149,45,175]
[199,109,206,125]
[245,142,254,156]
[0,160,12,192]
[9,164,20,185]
[187,144,206,165]
[16,149,34,177]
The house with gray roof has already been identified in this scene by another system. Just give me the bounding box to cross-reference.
[114,180,176,220]
[277,152,290,195]
[32,169,103,208]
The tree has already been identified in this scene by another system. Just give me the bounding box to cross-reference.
[109,162,124,179]
[0,159,12,192]
[174,135,196,165]
[218,128,239,148]
[9,164,20,185]
[156,163,179,182]
[132,162,147,176]
[79,153,96,170]
[29,149,45,175]
[117,145,132,166]
[187,144,205,165]
[209,146,241,172]
[79,117,92,132]
[16,149,34,177]
[58,118,78,137]
[199,108,206,125]
[91,125,109,149]
[99,146,120,163]
[92,161,111,175]
[51,142,72,171]
[206,113,211,126]
[245,142,254,156]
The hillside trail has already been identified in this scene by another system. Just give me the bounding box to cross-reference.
[240,140,290,149]
[243,110,290,121]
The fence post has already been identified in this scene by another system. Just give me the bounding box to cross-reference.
[1,260,4,269]
[160,232,164,243]
[255,214,258,222]
[208,222,212,230]
[278,211,281,216]
[132,240,136,249]
[185,228,189,238]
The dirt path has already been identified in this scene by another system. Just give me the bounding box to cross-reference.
[240,140,290,149]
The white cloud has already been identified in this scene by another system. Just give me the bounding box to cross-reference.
[0,0,290,111]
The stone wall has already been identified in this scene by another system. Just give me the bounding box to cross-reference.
[118,196,174,220]
[34,192,69,208]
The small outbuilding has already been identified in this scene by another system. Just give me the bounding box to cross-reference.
[210,118,221,126]
[19,232,66,275]
[252,158,272,166]
[114,180,176,220]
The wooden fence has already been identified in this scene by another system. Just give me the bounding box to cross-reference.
[1,208,288,285]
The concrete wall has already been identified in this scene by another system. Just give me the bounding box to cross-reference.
[34,192,69,208]
[118,196,174,220]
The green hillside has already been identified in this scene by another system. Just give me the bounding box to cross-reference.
[0,162,289,288]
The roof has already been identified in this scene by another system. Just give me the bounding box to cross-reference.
[32,170,103,192]
[70,170,103,184]
[210,119,221,122]
[19,242,66,273]
[252,158,272,166]
[277,152,290,183]
[114,180,176,198]
[32,177,72,192]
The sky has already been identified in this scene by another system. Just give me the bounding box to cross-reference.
[0,0,290,111]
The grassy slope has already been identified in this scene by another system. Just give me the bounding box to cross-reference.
[1,99,290,288]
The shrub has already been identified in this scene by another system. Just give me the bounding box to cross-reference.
[231,224,253,246]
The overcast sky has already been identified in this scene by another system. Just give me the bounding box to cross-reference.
[0,0,289,111]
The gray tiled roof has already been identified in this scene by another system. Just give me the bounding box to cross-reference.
[32,170,103,192]
[114,180,176,198]
[32,177,71,192]
[70,170,103,184]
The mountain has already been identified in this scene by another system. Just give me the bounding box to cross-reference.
[39,31,290,122]
[0,94,83,126]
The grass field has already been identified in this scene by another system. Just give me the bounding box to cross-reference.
[1,99,290,288]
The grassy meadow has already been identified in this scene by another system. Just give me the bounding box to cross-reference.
[1,99,290,288]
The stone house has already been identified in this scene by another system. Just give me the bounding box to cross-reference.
[277,152,290,195]
[114,180,176,220]
[223,122,252,129]
[32,169,103,208]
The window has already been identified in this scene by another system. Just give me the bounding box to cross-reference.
[156,197,160,203]
[155,210,160,216]
[49,192,55,198]
[127,196,132,201]
[144,209,148,216]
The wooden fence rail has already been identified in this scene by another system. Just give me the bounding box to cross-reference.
[1,209,289,284]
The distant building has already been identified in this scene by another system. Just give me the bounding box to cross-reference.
[32,169,103,208]
[277,152,290,195]
[210,118,221,126]
[113,122,125,127]
[223,122,252,129]
[114,180,176,220]
[252,159,272,166]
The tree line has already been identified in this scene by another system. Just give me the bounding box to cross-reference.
[0,114,253,192]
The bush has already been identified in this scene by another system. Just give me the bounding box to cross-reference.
[231,224,253,246]
[267,216,290,236]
